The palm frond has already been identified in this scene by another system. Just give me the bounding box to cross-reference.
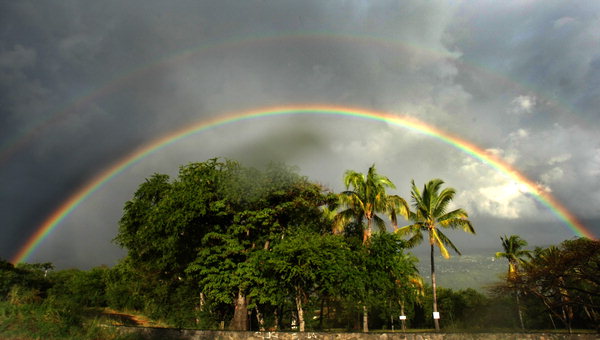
[438,209,474,234]
[343,170,364,191]
[432,187,456,218]
[396,224,424,248]
[435,229,461,257]
[431,228,451,258]
[410,180,425,211]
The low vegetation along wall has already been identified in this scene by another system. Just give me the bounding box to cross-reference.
[116,327,598,340]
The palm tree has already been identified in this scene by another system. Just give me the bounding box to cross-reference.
[337,164,409,332]
[338,164,409,244]
[396,179,474,331]
[495,234,531,330]
[496,235,530,277]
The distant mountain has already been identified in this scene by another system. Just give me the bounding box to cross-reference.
[412,248,506,291]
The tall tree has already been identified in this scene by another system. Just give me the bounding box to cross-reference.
[495,234,530,329]
[337,165,408,332]
[338,164,408,244]
[396,179,474,331]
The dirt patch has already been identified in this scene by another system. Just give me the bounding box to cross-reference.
[99,308,162,328]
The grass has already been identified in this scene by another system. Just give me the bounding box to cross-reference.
[0,300,154,340]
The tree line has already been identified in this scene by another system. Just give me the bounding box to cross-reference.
[1,157,598,335]
[494,235,600,332]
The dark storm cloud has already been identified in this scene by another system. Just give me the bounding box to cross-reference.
[1,1,598,266]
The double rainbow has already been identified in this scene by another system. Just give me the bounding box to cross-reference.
[11,105,594,264]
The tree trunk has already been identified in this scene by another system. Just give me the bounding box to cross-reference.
[363,217,372,244]
[319,297,325,330]
[431,242,440,331]
[516,291,525,329]
[401,302,406,331]
[255,306,265,331]
[295,288,305,332]
[549,312,557,329]
[196,292,206,325]
[362,217,371,332]
[362,305,369,332]
[508,261,525,330]
[229,289,248,331]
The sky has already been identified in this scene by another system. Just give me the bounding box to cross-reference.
[1,0,599,268]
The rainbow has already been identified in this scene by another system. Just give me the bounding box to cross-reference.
[11,105,595,264]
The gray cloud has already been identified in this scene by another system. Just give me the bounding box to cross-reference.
[1,0,598,267]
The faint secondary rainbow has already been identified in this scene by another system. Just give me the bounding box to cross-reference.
[11,105,595,264]
[0,32,450,164]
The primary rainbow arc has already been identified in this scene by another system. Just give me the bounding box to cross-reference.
[11,105,594,264]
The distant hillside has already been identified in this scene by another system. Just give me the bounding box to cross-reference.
[414,248,506,291]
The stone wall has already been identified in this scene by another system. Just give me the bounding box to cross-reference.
[115,327,598,340]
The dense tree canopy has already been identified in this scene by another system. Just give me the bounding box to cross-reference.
[111,159,426,331]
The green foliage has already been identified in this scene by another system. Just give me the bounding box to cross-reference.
[9,158,599,333]
[0,261,53,301]
[362,233,421,329]
[511,238,600,331]
[396,178,474,331]
[0,260,23,299]
[115,158,333,329]
[47,267,108,307]
[104,259,145,311]
[0,287,115,340]
[337,164,408,243]
[267,230,362,300]
[496,234,531,277]
[398,179,474,259]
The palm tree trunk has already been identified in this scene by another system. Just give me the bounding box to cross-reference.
[431,242,440,331]
[363,217,372,244]
[362,217,370,332]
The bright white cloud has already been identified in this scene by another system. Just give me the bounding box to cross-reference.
[457,157,538,219]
